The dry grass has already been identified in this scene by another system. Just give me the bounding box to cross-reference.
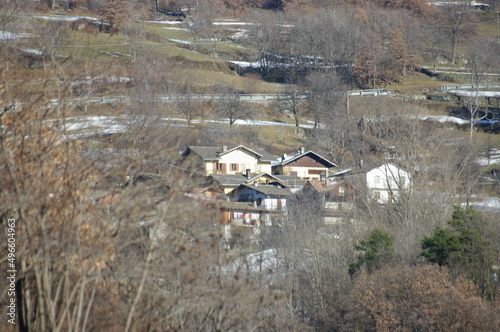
[386,72,462,94]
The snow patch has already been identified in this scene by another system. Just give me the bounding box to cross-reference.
[0,31,35,40]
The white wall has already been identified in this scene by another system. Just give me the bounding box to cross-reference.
[219,149,271,174]
[366,164,410,203]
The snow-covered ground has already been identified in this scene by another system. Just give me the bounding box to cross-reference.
[477,149,500,166]
[146,20,183,25]
[60,115,315,136]
[0,31,35,40]
[166,38,192,45]
[60,111,498,138]
[448,90,500,98]
[222,249,282,275]
[32,14,99,22]
[468,197,500,211]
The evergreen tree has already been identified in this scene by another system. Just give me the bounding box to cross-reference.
[349,228,395,275]
[421,206,496,301]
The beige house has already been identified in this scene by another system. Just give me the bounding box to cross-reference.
[183,145,277,176]
[272,147,337,181]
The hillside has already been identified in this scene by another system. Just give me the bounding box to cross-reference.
[1,1,500,331]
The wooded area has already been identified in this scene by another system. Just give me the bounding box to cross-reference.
[1,0,500,331]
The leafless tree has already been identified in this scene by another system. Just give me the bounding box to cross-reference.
[214,86,255,128]
[436,5,478,64]
[463,37,500,142]
[275,86,306,127]
[305,70,347,130]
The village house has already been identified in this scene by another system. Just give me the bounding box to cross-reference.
[230,182,293,214]
[293,178,359,225]
[330,162,411,205]
[272,147,338,181]
[182,145,277,176]
[365,162,411,204]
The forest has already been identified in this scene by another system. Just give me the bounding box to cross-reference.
[1,0,500,331]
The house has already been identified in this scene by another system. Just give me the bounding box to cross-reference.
[182,145,277,176]
[206,170,304,194]
[217,201,268,227]
[272,147,337,181]
[216,200,275,245]
[291,179,359,225]
[327,162,411,205]
[365,163,411,204]
[230,183,293,213]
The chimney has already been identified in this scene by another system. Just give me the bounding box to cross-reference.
[222,145,227,152]
[299,146,305,154]
[282,153,287,162]
[246,169,251,178]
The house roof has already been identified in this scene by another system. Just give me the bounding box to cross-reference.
[238,183,293,197]
[273,150,337,168]
[208,174,248,186]
[186,145,277,162]
[247,172,288,186]
[208,172,304,189]
[274,175,305,188]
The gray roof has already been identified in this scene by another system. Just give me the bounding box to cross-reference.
[217,201,269,212]
[274,175,305,188]
[187,145,277,162]
[209,174,248,186]
[208,172,304,189]
[273,150,337,168]
[238,183,293,197]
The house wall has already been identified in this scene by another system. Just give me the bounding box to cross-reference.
[366,164,410,203]
[215,149,272,175]
[262,197,287,211]
[205,162,214,175]
[235,187,267,202]
[223,186,238,195]
[282,165,327,180]
[232,210,262,226]
[286,155,328,168]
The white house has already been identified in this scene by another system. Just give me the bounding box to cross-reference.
[366,163,411,204]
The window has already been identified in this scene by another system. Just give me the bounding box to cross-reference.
[338,185,346,197]
[216,163,226,173]
[230,163,239,171]
[399,176,406,186]
[374,175,380,184]
[374,191,381,200]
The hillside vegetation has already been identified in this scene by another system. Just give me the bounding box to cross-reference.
[1,1,500,331]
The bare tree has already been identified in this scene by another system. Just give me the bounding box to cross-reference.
[276,86,306,127]
[188,0,221,56]
[305,70,347,130]
[0,45,113,332]
[463,37,500,142]
[436,5,478,64]
[214,86,254,128]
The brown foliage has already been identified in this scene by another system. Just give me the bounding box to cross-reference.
[347,264,500,331]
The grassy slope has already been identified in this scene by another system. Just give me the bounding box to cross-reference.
[7,10,500,153]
